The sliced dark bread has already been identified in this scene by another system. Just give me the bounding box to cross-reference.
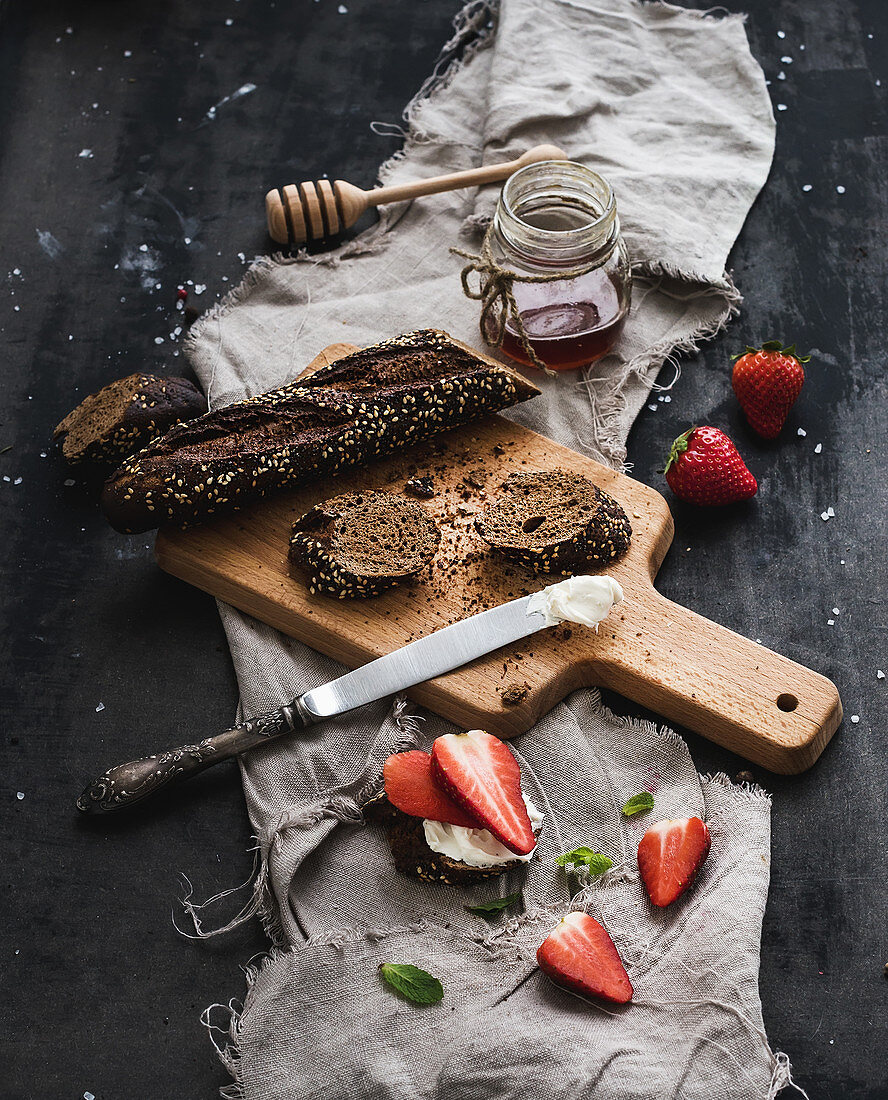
[101,330,540,533]
[289,491,440,598]
[475,470,631,573]
[363,793,524,885]
[54,373,206,472]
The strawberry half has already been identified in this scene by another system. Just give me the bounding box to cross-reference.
[732,340,808,439]
[537,912,633,1004]
[664,426,757,506]
[383,750,480,828]
[431,729,535,855]
[637,816,711,907]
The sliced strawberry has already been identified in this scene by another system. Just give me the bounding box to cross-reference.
[637,816,711,907]
[383,750,480,828]
[537,912,633,1005]
[430,729,535,855]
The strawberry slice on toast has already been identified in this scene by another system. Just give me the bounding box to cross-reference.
[383,750,481,828]
[431,729,535,855]
[637,816,711,907]
[537,912,633,1005]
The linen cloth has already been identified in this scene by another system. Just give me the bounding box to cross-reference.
[183,1,793,1097]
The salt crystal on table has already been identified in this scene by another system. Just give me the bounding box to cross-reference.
[154,337,164,344]
[802,184,812,192]
[94,703,106,714]
[139,243,148,252]
[820,511,830,521]
[78,148,93,158]
[836,186,846,194]
[124,49,132,57]
[877,671,885,679]
[777,72,786,80]
[850,715,860,724]
[827,619,834,625]
[338,4,348,11]
[13,477,21,485]
[797,428,806,436]
[814,443,822,453]
[664,395,671,402]
[827,506,835,517]
[84,1093,95,1100]
[13,268,20,275]
[184,237,192,244]
[64,478,75,487]
[647,404,657,412]
[832,607,840,615]
[777,104,787,111]
[225,17,233,24]
[194,284,206,294]
[16,792,24,801]
[781,56,793,63]
[777,29,785,38]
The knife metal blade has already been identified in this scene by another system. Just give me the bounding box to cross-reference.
[77,594,549,813]
[297,594,547,721]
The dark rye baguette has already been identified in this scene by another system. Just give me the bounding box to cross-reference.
[475,470,632,573]
[101,330,540,533]
[363,793,524,885]
[289,490,440,598]
[54,373,206,472]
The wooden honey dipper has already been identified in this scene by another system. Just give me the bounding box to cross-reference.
[265,143,568,245]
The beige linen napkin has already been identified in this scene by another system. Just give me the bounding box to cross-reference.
[183,2,802,1097]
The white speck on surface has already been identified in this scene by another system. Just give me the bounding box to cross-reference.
[13,477,21,485]
[338,3,348,11]
[780,55,792,63]
[836,185,846,194]
[777,103,787,111]
[36,229,63,258]
[647,403,657,411]
[832,607,840,615]
[797,428,806,436]
[877,670,885,679]
[154,336,164,345]
[124,49,132,57]
[16,792,25,801]
[95,702,105,713]
[204,82,257,121]
[802,184,812,192]
[777,71,786,80]
[827,619,835,626]
[78,148,93,158]
[63,478,75,487]
[840,559,845,564]
[814,442,821,454]
[663,394,671,402]
[12,268,20,275]
[13,305,19,312]
[820,511,830,522]
[39,451,46,458]
[2,476,9,483]
[225,17,233,24]
[850,715,860,724]
[139,243,148,252]
[184,236,192,244]
[777,29,785,38]
[827,506,835,517]
[84,1093,95,1100]
[194,284,206,295]
[799,44,805,50]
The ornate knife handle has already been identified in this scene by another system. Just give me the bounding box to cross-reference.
[76,700,313,814]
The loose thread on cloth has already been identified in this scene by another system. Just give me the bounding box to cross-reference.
[452,224,607,374]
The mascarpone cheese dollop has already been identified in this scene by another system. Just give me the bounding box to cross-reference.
[526,574,624,630]
[422,795,544,868]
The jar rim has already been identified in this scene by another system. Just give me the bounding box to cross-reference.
[501,160,616,239]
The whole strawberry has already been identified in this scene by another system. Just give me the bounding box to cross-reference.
[664,426,757,506]
[731,340,809,438]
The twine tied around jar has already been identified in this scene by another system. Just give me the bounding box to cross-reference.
[451,224,607,375]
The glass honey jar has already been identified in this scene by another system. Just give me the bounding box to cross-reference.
[485,161,632,371]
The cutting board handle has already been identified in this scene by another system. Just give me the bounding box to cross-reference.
[592,590,842,774]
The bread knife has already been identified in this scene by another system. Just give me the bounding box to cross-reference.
[76,594,549,814]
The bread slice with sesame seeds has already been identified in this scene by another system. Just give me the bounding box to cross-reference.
[289,491,440,598]
[100,330,540,533]
[475,470,632,574]
[53,373,206,473]
[363,792,526,886]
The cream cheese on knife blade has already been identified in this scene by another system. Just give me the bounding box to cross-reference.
[526,574,624,629]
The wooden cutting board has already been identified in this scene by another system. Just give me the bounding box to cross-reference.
[155,343,842,774]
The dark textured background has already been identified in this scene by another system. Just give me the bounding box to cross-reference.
[1,1,885,1097]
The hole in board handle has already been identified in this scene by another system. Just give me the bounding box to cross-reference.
[776,693,799,712]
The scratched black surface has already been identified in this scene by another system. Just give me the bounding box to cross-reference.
[0,1,885,1097]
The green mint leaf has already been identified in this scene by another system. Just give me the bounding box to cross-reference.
[555,848,613,875]
[465,891,522,916]
[621,792,655,817]
[379,963,444,1005]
